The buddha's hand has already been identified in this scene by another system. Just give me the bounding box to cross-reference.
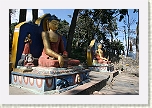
[58,55,64,67]
[63,51,68,58]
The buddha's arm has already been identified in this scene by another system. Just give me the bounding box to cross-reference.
[98,51,103,58]
[99,50,108,60]
[98,50,104,59]
[42,32,60,58]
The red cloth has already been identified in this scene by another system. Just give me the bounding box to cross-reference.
[41,36,67,58]
[38,35,80,67]
[22,43,30,54]
[38,57,80,67]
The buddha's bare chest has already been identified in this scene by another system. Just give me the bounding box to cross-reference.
[97,49,103,54]
[48,31,59,42]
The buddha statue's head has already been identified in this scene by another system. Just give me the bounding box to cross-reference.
[98,44,102,49]
[24,33,31,43]
[47,15,60,31]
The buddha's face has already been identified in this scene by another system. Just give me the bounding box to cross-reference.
[98,44,102,49]
[49,20,59,31]
[28,34,31,38]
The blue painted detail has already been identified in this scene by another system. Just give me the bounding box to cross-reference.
[56,78,69,89]
[58,84,78,93]
[81,70,90,80]
[79,73,84,81]
[65,75,74,85]
[62,36,67,50]
[38,14,51,31]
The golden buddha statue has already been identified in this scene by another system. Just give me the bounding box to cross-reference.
[95,44,109,64]
[38,15,80,68]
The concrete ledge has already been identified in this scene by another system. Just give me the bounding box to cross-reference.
[60,71,119,95]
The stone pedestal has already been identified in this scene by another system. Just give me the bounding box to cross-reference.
[11,66,90,92]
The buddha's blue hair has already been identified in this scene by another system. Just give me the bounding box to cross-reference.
[48,15,60,22]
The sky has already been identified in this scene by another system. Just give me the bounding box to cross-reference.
[11,9,138,39]
[11,9,74,24]
[11,9,138,54]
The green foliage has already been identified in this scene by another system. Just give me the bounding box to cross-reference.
[119,9,128,15]
[68,9,126,63]
[10,22,18,34]
[118,9,128,22]
[70,47,87,63]
[57,19,70,38]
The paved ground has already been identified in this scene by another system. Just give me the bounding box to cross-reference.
[9,84,38,95]
[92,71,139,95]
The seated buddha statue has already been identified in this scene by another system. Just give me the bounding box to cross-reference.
[38,15,80,68]
[95,44,110,64]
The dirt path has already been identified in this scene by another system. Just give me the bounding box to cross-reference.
[94,72,139,95]
[93,56,139,95]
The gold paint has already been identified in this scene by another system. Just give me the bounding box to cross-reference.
[48,30,58,42]
[87,47,92,66]
[11,22,26,69]
[87,39,95,66]
[96,44,108,61]
[35,14,51,31]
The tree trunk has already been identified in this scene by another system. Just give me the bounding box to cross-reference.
[9,9,12,52]
[19,9,27,23]
[136,10,139,63]
[32,9,38,23]
[127,13,130,56]
[123,26,127,56]
[9,9,12,33]
[110,31,113,42]
[66,9,79,57]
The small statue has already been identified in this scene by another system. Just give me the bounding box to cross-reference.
[18,33,35,67]
[24,54,34,68]
[22,33,32,55]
